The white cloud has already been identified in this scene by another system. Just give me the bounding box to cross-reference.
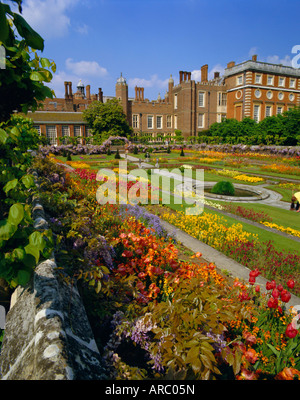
[128,74,169,89]
[76,24,89,35]
[248,47,258,57]
[191,64,225,82]
[22,0,79,38]
[265,54,292,66]
[65,58,108,77]
[48,70,78,98]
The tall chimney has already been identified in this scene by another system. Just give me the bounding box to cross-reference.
[214,71,220,79]
[252,54,257,62]
[64,81,69,99]
[201,64,208,82]
[86,84,91,100]
[179,71,183,84]
[98,88,103,103]
[68,82,73,97]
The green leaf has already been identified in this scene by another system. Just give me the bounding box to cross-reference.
[10,126,20,139]
[12,248,26,261]
[12,13,44,51]
[0,220,17,240]
[22,254,36,268]
[266,343,280,357]
[8,203,24,225]
[3,178,18,194]
[21,174,35,189]
[17,269,31,286]
[0,128,8,144]
[40,58,51,68]
[30,71,45,81]
[24,243,39,264]
[29,231,45,252]
[0,3,10,44]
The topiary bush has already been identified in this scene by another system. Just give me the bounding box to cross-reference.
[211,181,235,196]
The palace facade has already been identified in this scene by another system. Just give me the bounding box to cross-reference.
[27,55,300,145]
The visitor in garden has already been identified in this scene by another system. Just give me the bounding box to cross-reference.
[290,192,300,212]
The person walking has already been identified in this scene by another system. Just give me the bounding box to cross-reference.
[290,192,300,212]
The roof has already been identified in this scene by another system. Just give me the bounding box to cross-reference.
[25,111,86,124]
[224,60,300,78]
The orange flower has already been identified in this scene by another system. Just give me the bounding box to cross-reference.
[243,331,257,345]
[275,367,300,380]
[236,368,258,380]
[244,348,258,364]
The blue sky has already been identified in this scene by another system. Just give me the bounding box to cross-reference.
[15,0,300,100]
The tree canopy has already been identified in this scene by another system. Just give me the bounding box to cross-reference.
[199,108,300,146]
[0,0,56,121]
[83,98,133,144]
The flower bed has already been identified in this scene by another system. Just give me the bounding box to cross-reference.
[31,156,300,380]
[160,209,300,296]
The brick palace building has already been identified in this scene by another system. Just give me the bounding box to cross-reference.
[26,55,300,145]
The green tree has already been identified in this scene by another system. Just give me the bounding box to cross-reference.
[0,0,55,287]
[83,98,133,144]
[0,0,56,121]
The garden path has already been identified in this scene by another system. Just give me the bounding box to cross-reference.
[55,157,300,309]
[158,218,300,309]
[120,154,291,210]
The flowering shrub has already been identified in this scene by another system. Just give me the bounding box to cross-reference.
[160,209,300,295]
[211,168,264,183]
[33,156,300,380]
[234,174,264,183]
[261,163,300,176]
[222,204,273,223]
[225,272,300,379]
[261,221,300,239]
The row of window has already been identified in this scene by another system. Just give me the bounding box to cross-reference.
[253,104,294,122]
[174,92,227,109]
[33,125,87,145]
[133,114,174,130]
[237,73,297,88]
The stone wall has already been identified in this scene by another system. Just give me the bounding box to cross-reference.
[0,196,107,380]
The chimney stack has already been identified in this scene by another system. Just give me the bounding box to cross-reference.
[227,61,235,69]
[252,54,257,62]
[201,64,208,82]
[86,85,91,100]
[214,71,220,79]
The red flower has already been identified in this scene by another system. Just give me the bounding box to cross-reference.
[277,284,283,292]
[285,323,298,339]
[122,250,133,258]
[287,279,295,289]
[255,285,260,293]
[266,280,276,290]
[272,288,280,298]
[249,276,256,285]
[249,268,260,278]
[239,291,250,301]
[267,297,278,309]
[281,290,291,303]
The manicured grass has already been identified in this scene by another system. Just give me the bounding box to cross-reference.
[161,202,300,256]
[264,185,296,202]
[218,201,300,232]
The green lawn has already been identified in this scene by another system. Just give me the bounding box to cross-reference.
[161,202,300,256]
